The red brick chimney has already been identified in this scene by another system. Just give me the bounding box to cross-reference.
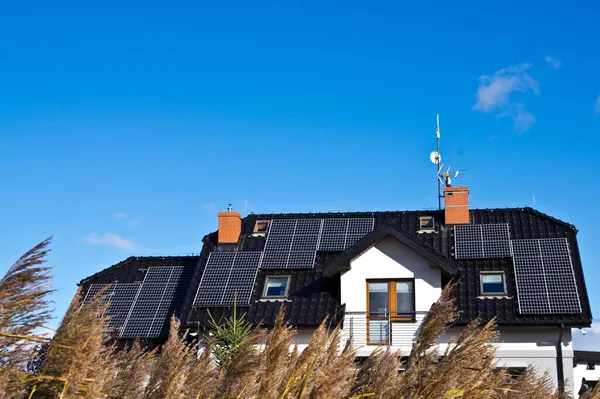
[218,207,242,244]
[444,186,470,225]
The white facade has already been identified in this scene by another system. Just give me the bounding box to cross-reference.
[337,234,575,394]
[573,355,600,398]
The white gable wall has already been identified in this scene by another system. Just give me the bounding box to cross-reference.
[337,234,575,395]
[341,235,442,313]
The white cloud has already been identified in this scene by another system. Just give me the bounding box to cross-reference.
[85,232,136,250]
[114,212,140,227]
[544,55,561,69]
[514,110,536,133]
[474,63,539,132]
[573,319,600,351]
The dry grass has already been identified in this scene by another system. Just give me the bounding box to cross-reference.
[0,239,52,399]
[1,240,593,398]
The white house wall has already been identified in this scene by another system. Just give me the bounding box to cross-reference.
[440,326,574,393]
[573,360,600,398]
[337,234,575,395]
[340,235,442,313]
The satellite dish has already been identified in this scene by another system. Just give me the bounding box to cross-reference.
[430,151,441,164]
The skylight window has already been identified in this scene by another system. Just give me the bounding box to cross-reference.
[263,276,290,298]
[419,216,435,231]
[252,220,270,236]
[480,272,507,296]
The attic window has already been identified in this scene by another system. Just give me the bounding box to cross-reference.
[252,220,270,236]
[480,272,507,296]
[263,276,290,298]
[419,216,435,231]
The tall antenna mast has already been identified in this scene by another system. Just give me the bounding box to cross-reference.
[436,114,441,210]
[429,115,466,209]
[429,115,443,210]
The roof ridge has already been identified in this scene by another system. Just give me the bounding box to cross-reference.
[78,254,200,285]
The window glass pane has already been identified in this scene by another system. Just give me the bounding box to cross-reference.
[481,274,505,294]
[396,281,414,314]
[265,278,288,297]
[369,319,390,344]
[368,282,388,315]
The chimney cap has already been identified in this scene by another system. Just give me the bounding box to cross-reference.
[227,204,233,212]
[444,186,469,193]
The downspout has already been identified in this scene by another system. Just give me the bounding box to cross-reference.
[556,323,565,394]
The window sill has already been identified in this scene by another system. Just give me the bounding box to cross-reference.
[477,295,512,299]
[258,298,291,302]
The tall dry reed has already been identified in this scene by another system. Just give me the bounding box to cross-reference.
[1,240,591,399]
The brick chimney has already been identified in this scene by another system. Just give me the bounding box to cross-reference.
[444,186,470,225]
[218,207,242,244]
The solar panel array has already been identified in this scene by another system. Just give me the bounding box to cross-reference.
[192,217,375,307]
[193,252,262,306]
[319,218,375,251]
[82,283,142,329]
[262,219,322,269]
[453,223,582,315]
[512,238,581,314]
[121,266,184,338]
[260,218,375,269]
[454,224,512,260]
[83,266,185,338]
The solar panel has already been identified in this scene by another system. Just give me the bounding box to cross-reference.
[82,283,142,330]
[512,238,581,314]
[120,266,184,338]
[105,284,142,328]
[287,251,317,268]
[193,252,261,306]
[265,218,375,254]
[259,250,316,269]
[222,252,262,304]
[321,219,349,235]
[454,224,512,259]
[348,218,375,236]
[317,235,346,251]
[265,219,322,253]
[317,218,375,251]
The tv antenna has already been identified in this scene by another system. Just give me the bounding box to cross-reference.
[429,115,465,210]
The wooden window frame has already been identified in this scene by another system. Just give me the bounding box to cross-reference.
[366,279,416,320]
[252,220,270,236]
[366,279,416,345]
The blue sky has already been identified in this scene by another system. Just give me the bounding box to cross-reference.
[1,1,599,346]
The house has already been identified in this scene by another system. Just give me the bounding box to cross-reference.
[77,186,592,395]
[573,350,600,397]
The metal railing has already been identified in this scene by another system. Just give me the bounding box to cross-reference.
[343,311,430,346]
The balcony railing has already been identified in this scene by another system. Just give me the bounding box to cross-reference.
[342,311,429,347]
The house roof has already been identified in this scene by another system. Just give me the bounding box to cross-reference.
[322,225,460,277]
[79,207,593,336]
[574,350,600,364]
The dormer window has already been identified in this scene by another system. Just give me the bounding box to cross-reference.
[252,220,270,236]
[263,276,290,299]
